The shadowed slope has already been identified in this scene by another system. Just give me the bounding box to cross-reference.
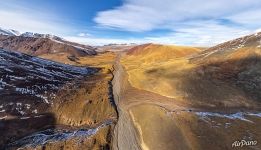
[0,35,97,64]
[0,49,117,149]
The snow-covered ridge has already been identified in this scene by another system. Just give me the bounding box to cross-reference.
[0,27,61,41]
[0,27,20,36]
[0,27,97,55]
[20,32,63,41]
[19,32,97,54]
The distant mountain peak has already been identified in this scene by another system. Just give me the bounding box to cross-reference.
[20,32,63,41]
[0,27,20,36]
[0,27,64,42]
[0,27,97,61]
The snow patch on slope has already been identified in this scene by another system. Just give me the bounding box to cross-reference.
[195,112,261,123]
[0,27,20,36]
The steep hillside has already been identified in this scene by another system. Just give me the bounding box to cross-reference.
[187,32,261,106]
[118,37,261,150]
[122,44,201,103]
[193,32,261,62]
[0,35,97,56]
[0,48,97,116]
[0,49,117,149]
[117,46,261,150]
[122,39,261,109]
[0,34,97,64]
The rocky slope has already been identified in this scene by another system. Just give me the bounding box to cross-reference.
[0,27,97,64]
[0,34,96,57]
[119,34,261,150]
[0,49,117,149]
[0,48,97,117]
[193,32,261,62]
[123,35,261,109]
[189,32,261,106]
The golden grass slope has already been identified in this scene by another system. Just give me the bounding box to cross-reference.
[41,51,115,67]
[122,44,200,100]
[126,43,200,62]
[130,104,261,150]
[122,43,261,108]
[40,51,116,78]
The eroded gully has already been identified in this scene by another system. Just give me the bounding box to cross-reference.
[111,53,142,150]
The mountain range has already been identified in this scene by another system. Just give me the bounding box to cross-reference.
[0,27,97,64]
[0,26,260,150]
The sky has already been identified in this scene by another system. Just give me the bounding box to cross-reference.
[0,0,261,46]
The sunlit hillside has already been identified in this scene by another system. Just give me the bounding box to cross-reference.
[126,43,200,62]
[122,44,200,102]
[1,0,261,149]
[122,40,261,109]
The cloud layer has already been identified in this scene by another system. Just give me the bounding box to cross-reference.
[1,1,261,46]
[94,0,261,45]
[0,2,70,35]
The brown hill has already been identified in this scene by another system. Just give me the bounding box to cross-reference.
[122,36,261,109]
[0,49,117,149]
[188,32,261,105]
[0,35,97,63]
[127,43,200,56]
[126,43,200,63]
[119,40,261,150]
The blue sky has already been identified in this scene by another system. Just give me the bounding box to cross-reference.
[0,0,261,46]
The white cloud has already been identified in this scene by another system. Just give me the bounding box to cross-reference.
[95,0,261,32]
[1,1,261,46]
[144,24,251,46]
[65,20,252,47]
[165,20,252,46]
[77,33,91,37]
[65,20,253,46]
[226,9,261,26]
[64,36,147,46]
[0,3,71,36]
[94,0,261,46]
